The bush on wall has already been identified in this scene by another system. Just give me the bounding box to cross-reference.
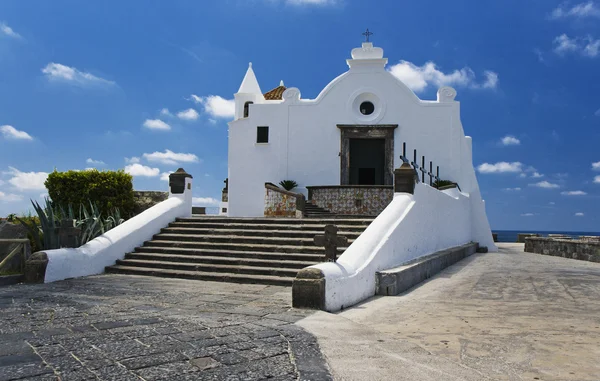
[45,169,135,218]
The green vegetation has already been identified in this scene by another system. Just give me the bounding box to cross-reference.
[279,180,298,191]
[45,169,135,218]
[16,198,125,251]
[433,179,456,189]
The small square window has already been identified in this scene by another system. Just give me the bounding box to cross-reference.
[257,126,269,143]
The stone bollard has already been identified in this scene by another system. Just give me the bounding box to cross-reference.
[24,252,48,283]
[169,168,193,194]
[394,162,418,194]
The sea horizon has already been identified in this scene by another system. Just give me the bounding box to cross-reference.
[492,230,600,243]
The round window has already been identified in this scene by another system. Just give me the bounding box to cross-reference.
[360,101,375,115]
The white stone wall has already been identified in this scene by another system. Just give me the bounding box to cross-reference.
[313,183,496,312]
[42,177,193,283]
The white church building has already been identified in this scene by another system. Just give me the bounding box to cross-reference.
[228,39,489,220]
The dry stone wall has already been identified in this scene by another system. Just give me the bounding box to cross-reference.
[525,237,600,263]
[133,191,169,216]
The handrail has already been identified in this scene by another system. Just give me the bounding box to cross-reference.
[0,239,31,274]
[399,142,461,192]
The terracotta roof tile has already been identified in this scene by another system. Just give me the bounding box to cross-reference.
[263,85,287,100]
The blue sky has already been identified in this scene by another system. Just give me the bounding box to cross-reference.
[1,0,599,231]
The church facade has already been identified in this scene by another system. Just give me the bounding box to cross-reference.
[227,41,487,221]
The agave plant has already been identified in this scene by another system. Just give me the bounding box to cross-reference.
[16,198,126,250]
[16,198,60,251]
[279,180,298,191]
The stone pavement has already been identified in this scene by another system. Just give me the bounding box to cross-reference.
[0,275,331,381]
[298,243,600,380]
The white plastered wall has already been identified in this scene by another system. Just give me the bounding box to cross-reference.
[42,177,193,283]
[313,182,495,312]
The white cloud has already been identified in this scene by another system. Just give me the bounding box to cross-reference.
[0,22,21,39]
[519,173,527,178]
[125,156,140,164]
[500,135,520,146]
[177,108,200,121]
[593,175,600,183]
[0,191,23,202]
[592,161,600,170]
[160,171,173,181]
[142,149,200,165]
[531,172,544,178]
[561,190,587,196]
[192,95,235,119]
[160,108,173,117]
[0,125,33,140]
[5,167,48,191]
[529,181,560,189]
[595,108,600,117]
[504,187,522,191]
[42,63,115,87]
[575,212,585,217]
[521,213,535,217]
[549,202,556,205]
[481,71,499,89]
[477,162,523,174]
[585,38,600,57]
[86,158,105,165]
[192,197,220,206]
[124,163,160,177]
[142,119,171,131]
[553,34,580,54]
[550,2,600,19]
[553,34,600,57]
[387,61,498,92]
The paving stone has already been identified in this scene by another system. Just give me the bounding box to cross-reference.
[0,363,53,381]
[55,367,96,380]
[120,352,187,370]
[189,356,220,370]
[0,353,42,367]
[0,275,331,380]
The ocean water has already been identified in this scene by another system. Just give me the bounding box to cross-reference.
[493,230,600,243]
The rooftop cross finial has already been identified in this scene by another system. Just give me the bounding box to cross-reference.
[362,28,373,42]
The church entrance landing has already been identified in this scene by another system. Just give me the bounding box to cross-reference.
[338,124,397,186]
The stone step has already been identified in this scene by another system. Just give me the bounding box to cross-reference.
[126,252,316,269]
[105,265,294,286]
[159,227,362,238]
[168,222,369,232]
[142,240,346,254]
[151,233,356,247]
[114,259,299,278]
[175,217,373,225]
[134,246,326,261]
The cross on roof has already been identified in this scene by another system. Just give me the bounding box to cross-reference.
[314,225,348,262]
[362,28,373,42]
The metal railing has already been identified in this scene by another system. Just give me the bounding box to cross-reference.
[399,142,461,192]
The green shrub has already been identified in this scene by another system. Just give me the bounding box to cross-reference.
[45,169,135,218]
[433,179,456,189]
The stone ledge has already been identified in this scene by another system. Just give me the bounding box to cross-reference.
[0,274,23,287]
[376,242,479,296]
[525,237,600,263]
[292,268,325,310]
